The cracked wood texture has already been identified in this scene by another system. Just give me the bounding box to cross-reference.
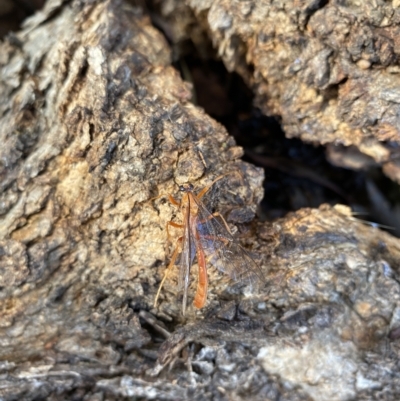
[1,0,400,400]
[157,0,400,183]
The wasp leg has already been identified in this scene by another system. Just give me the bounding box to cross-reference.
[168,194,180,206]
[166,221,183,244]
[154,236,183,308]
[197,171,243,199]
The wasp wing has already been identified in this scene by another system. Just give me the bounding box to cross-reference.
[193,196,264,289]
[177,204,196,315]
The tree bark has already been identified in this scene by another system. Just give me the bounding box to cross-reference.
[157,0,400,183]
[1,1,400,400]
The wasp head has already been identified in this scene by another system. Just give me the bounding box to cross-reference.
[179,183,194,192]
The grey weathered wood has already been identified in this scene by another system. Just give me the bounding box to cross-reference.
[1,1,400,400]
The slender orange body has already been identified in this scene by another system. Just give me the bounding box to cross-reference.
[188,194,209,309]
[153,174,263,315]
[179,192,209,310]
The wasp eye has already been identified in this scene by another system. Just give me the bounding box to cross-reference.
[179,185,185,191]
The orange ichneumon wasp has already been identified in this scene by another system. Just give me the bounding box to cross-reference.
[154,174,264,315]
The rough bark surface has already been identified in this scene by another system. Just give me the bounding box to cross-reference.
[1,1,400,400]
[157,0,400,183]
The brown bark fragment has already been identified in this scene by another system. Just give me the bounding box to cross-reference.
[1,1,400,400]
[159,0,400,182]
